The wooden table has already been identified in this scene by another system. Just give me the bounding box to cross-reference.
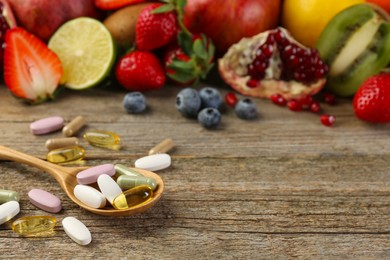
[0,82,389,259]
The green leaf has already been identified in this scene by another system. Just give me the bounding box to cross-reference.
[169,59,195,70]
[151,4,175,14]
[193,39,208,60]
[207,42,216,63]
[178,31,193,56]
[168,71,196,83]
[175,0,187,9]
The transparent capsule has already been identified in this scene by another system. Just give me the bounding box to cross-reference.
[117,175,157,191]
[112,185,153,210]
[83,130,121,150]
[148,138,175,155]
[0,189,20,204]
[46,146,85,164]
[114,164,142,177]
[12,216,56,236]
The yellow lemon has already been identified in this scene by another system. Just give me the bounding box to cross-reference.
[282,0,364,48]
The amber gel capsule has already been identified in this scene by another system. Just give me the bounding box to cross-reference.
[83,130,121,150]
[46,146,85,163]
[112,185,153,210]
[12,216,56,236]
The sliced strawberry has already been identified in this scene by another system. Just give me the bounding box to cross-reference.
[94,0,147,10]
[4,27,63,104]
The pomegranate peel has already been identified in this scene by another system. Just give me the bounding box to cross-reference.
[218,27,327,100]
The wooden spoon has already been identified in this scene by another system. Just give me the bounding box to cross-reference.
[0,145,164,217]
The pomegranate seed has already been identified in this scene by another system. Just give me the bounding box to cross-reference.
[320,114,335,127]
[270,93,287,106]
[261,44,274,58]
[225,92,238,108]
[287,99,302,111]
[323,92,336,105]
[301,95,313,108]
[266,34,275,45]
[246,79,258,88]
[310,101,321,113]
[273,29,284,42]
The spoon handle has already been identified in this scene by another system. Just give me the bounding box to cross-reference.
[0,145,64,178]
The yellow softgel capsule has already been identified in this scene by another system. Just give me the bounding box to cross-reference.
[112,185,153,210]
[12,216,57,236]
[83,130,121,150]
[46,146,85,163]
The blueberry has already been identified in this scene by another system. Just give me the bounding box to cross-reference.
[197,107,221,129]
[235,98,258,120]
[176,88,201,118]
[123,92,146,114]
[199,87,222,110]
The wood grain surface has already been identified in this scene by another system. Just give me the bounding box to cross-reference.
[0,83,389,259]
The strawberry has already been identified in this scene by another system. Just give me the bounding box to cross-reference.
[164,45,194,85]
[4,27,63,104]
[115,50,166,91]
[353,73,390,123]
[94,0,147,10]
[135,3,178,51]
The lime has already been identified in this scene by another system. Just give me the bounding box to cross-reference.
[48,17,115,90]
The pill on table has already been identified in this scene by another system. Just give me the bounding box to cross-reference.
[148,138,175,155]
[46,146,85,164]
[62,217,92,246]
[12,216,56,236]
[28,189,62,213]
[114,164,142,177]
[76,164,115,185]
[117,175,157,191]
[134,153,171,171]
[97,174,123,204]
[113,185,153,210]
[45,137,79,151]
[0,189,20,203]
[63,116,86,137]
[30,116,64,135]
[0,201,20,225]
[74,185,106,209]
[83,130,121,150]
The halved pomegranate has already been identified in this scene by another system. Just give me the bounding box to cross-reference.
[218,27,328,100]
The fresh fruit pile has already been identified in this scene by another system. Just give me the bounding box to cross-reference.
[1,0,390,126]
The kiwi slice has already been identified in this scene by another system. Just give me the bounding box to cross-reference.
[316,4,390,97]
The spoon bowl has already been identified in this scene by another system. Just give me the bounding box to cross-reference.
[0,145,164,217]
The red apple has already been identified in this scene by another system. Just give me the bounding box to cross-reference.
[184,0,281,55]
[7,0,99,41]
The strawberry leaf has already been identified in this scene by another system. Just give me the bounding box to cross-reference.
[178,31,193,56]
[167,70,196,83]
[169,59,196,70]
[193,39,208,60]
[152,3,175,14]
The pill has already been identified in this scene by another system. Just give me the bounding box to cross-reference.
[97,174,123,204]
[0,201,20,225]
[134,153,171,171]
[74,185,107,209]
[77,164,115,185]
[45,137,79,151]
[28,189,62,213]
[112,185,153,210]
[12,216,56,236]
[148,138,175,155]
[63,116,86,137]
[30,116,64,135]
[0,189,20,203]
[117,175,157,191]
[46,146,85,164]
[83,130,121,150]
[114,164,142,177]
[62,217,92,246]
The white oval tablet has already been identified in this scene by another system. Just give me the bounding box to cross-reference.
[0,201,20,225]
[62,217,92,246]
[74,185,106,209]
[134,153,171,171]
[30,116,64,135]
[97,174,123,204]
[76,164,115,185]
